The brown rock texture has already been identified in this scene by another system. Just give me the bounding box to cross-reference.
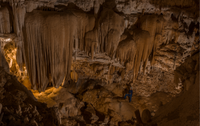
[0,0,199,126]
[0,0,199,91]
[0,67,59,126]
[151,51,199,126]
[23,9,95,91]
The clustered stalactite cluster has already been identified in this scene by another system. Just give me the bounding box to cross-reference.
[115,15,164,79]
[0,0,199,92]
[23,10,95,91]
[19,6,129,91]
[22,8,162,91]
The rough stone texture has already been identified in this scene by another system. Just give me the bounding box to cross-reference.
[0,67,59,126]
[151,51,199,126]
[0,0,199,126]
[0,0,199,91]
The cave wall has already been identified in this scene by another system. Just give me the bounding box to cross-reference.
[0,67,60,126]
[0,1,198,125]
[0,0,199,91]
[151,51,199,126]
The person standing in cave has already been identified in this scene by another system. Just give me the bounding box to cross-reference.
[124,87,133,102]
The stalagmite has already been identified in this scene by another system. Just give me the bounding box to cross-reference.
[23,10,95,91]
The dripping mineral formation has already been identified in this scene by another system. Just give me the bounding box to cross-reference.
[0,0,199,126]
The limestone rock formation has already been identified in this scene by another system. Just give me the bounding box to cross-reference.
[0,0,199,126]
[151,51,199,126]
[0,67,59,126]
[0,6,11,34]
[23,9,95,91]
[0,0,198,91]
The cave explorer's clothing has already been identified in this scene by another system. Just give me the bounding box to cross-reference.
[124,90,133,102]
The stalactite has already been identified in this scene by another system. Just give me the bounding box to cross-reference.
[116,38,136,65]
[23,10,95,91]
[0,7,11,34]
[116,15,164,80]
[116,29,151,80]
[94,0,105,14]
[12,5,26,71]
[132,29,151,79]
[139,15,164,65]
[12,5,26,36]
[85,29,98,60]
[0,5,12,73]
[84,8,125,59]
[98,9,125,57]
[73,11,95,51]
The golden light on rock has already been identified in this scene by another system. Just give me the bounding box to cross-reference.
[0,0,199,125]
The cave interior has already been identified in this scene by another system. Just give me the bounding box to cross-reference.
[0,0,199,126]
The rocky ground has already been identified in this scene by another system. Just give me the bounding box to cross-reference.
[25,63,186,125]
[0,67,59,126]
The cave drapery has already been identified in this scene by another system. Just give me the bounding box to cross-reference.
[0,0,198,92]
[23,10,95,91]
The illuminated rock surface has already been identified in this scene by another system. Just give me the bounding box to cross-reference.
[0,0,199,125]
[0,67,59,126]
